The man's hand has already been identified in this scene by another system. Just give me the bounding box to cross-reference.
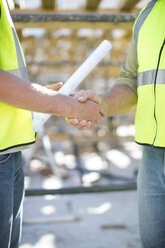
[45,84,103,124]
[45,85,103,125]
[0,69,136,122]
[67,90,104,130]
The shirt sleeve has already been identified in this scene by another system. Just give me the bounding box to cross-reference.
[114,38,138,95]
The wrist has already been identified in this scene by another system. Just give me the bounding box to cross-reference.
[99,94,108,117]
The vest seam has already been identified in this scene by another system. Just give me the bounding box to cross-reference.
[152,38,165,146]
[0,140,36,153]
[136,141,165,149]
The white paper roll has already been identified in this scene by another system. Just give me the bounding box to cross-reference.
[32,40,112,132]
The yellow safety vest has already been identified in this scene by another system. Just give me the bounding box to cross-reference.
[134,0,165,147]
[0,0,35,152]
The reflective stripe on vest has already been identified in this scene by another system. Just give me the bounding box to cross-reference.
[138,69,165,86]
[0,0,35,152]
[133,0,165,147]
[133,0,157,59]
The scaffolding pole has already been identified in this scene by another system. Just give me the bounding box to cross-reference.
[12,13,137,23]
[25,182,137,196]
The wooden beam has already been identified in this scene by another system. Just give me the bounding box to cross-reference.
[11,8,139,15]
[41,0,56,10]
[27,61,124,67]
[120,0,140,11]
[85,0,102,10]
[14,21,133,31]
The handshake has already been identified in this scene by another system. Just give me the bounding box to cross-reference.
[67,89,105,130]
[48,82,106,130]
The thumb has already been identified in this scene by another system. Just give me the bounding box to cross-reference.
[75,90,91,103]
[78,91,102,104]
[77,95,88,103]
[46,82,63,91]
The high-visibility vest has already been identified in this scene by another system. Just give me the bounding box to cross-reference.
[0,0,35,153]
[134,0,165,147]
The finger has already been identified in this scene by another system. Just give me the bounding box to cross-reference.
[73,90,87,102]
[68,120,92,130]
[81,91,102,104]
[81,122,95,130]
[77,90,93,103]
[67,119,93,130]
[73,90,92,103]
[76,120,88,129]
[66,118,79,125]
[78,120,96,130]
[65,118,79,128]
[80,121,92,130]
[77,90,102,104]
[46,82,63,90]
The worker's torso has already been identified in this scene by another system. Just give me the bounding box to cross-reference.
[134,0,165,147]
[0,0,35,154]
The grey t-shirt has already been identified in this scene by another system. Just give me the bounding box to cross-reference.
[114,39,138,95]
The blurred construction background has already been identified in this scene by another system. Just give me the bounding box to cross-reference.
[9,0,150,247]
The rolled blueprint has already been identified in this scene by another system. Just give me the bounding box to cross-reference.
[32,40,112,132]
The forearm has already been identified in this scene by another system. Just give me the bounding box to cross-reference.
[0,69,73,116]
[0,69,103,121]
[101,38,138,117]
[100,85,137,117]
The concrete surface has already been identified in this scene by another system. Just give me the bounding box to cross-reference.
[20,133,142,248]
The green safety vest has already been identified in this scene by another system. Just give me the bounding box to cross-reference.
[134,0,165,147]
[0,0,35,152]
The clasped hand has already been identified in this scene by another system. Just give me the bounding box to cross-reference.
[68,89,104,130]
[46,83,104,129]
